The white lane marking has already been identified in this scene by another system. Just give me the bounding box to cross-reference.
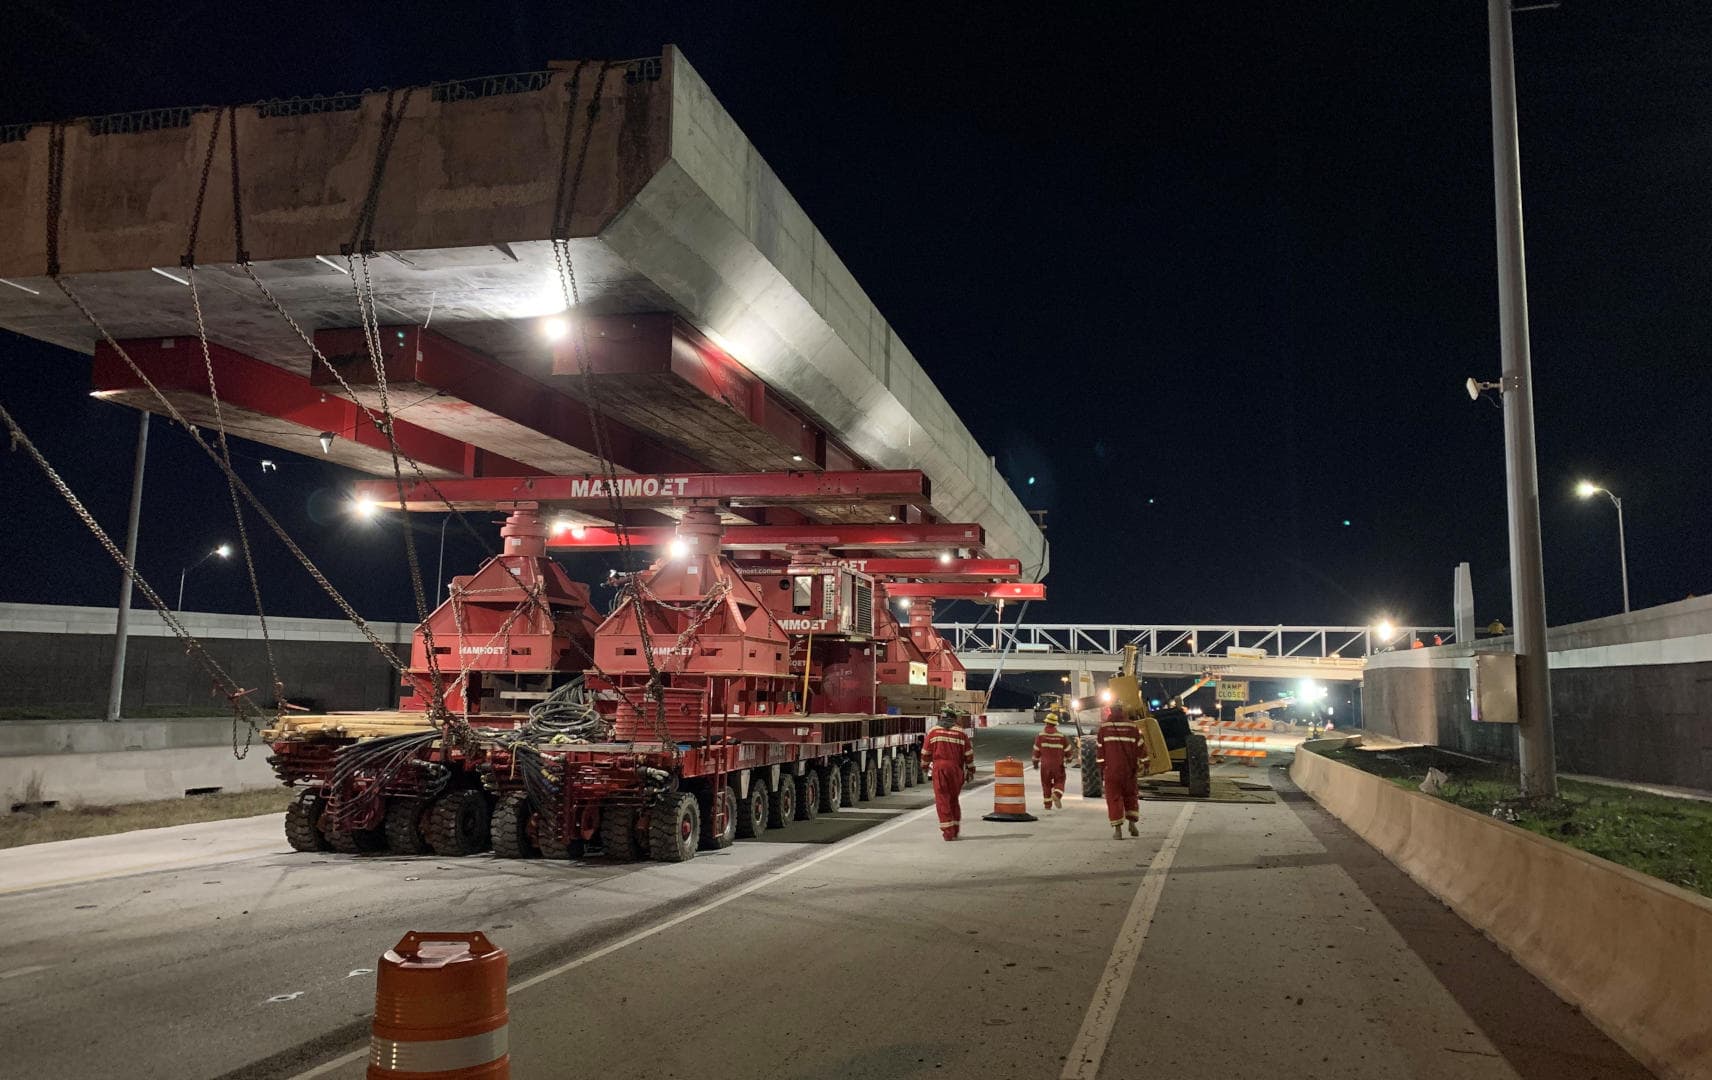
[286,801,941,1080]
[1060,803,1194,1080]
[0,965,50,980]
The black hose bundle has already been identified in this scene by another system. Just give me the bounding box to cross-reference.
[324,729,446,830]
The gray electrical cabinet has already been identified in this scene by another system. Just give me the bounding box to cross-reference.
[1470,652,1519,724]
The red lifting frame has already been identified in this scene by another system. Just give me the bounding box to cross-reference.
[883,582,1046,601]
[546,522,985,552]
[355,470,931,513]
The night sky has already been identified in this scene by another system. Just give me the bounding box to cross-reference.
[1,2,1708,632]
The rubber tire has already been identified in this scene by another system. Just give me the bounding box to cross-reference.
[491,793,538,859]
[737,777,770,839]
[892,755,906,791]
[873,754,890,797]
[427,790,491,856]
[1081,738,1104,799]
[1184,733,1212,798]
[325,823,387,854]
[698,786,737,851]
[384,798,432,855]
[795,772,819,821]
[538,817,584,860]
[859,758,878,802]
[649,792,699,863]
[768,774,797,829]
[908,754,923,787]
[600,805,647,862]
[284,787,332,852]
[818,765,843,813]
[840,761,860,808]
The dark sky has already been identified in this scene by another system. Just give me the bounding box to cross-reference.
[2,1,1708,631]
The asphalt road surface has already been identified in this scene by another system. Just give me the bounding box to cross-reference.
[0,726,1650,1079]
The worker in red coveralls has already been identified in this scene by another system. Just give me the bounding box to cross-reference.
[921,707,975,840]
[1032,711,1071,810]
[1096,703,1144,839]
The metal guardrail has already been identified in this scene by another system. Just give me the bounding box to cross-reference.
[8,57,665,138]
[934,623,1455,660]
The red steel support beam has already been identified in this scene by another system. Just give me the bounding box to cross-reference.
[544,522,986,552]
[90,338,515,478]
[356,470,930,513]
[881,582,1046,601]
[833,557,1022,579]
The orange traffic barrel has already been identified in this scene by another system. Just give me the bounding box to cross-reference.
[368,931,509,1079]
[982,757,1037,822]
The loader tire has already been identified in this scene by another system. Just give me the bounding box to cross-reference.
[427,790,491,856]
[384,798,432,855]
[1184,734,1212,798]
[650,792,699,863]
[859,758,878,802]
[907,754,923,787]
[893,755,908,790]
[873,754,890,797]
[491,793,538,859]
[795,771,820,821]
[601,805,646,862]
[698,786,737,851]
[284,787,332,852]
[737,777,769,839]
[840,761,860,807]
[538,818,584,861]
[768,773,797,829]
[1081,738,1103,799]
[819,765,843,813]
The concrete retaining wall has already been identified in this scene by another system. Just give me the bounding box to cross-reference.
[2,745,278,808]
[0,602,409,715]
[1291,747,1712,1080]
[1362,596,1712,790]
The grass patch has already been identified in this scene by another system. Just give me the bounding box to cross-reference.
[0,788,292,850]
[1320,745,1712,898]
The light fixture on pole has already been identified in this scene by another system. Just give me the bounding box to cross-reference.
[177,543,232,612]
[1574,480,1630,613]
[1465,376,1504,401]
[317,431,336,454]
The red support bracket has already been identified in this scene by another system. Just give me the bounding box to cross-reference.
[881,582,1046,601]
[355,470,931,513]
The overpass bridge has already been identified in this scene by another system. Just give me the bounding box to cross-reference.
[937,622,1456,683]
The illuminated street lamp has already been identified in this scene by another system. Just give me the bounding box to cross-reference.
[1372,619,1398,648]
[1575,480,1630,613]
[177,543,232,612]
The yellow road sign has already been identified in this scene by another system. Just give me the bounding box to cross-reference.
[1216,680,1249,702]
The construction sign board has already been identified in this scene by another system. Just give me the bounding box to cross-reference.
[1216,680,1249,702]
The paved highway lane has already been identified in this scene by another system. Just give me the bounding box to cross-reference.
[0,727,1650,1079]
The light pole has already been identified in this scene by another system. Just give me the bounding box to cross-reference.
[177,544,232,612]
[435,515,453,598]
[1575,481,1630,613]
[1488,0,1556,797]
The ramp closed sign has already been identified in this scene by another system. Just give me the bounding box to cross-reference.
[1216,680,1249,701]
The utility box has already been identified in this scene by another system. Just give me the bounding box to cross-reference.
[1470,652,1518,724]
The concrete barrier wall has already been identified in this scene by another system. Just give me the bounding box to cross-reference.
[2,745,278,808]
[0,603,409,715]
[1362,596,1712,790]
[1291,748,1712,1080]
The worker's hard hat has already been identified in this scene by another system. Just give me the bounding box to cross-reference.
[1043,714,1058,726]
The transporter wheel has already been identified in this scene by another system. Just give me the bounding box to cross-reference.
[600,805,647,862]
[908,754,923,787]
[769,774,797,829]
[537,817,585,861]
[873,754,891,797]
[892,755,906,791]
[650,792,699,863]
[284,787,332,852]
[383,798,432,855]
[1184,734,1212,798]
[324,822,387,855]
[1081,738,1103,799]
[840,761,860,807]
[859,758,878,802]
[737,778,770,839]
[795,771,820,821]
[698,786,737,851]
[491,793,538,859]
[818,765,843,813]
[427,790,492,856]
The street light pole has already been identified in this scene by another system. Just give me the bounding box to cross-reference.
[1614,493,1630,614]
[104,412,150,722]
[1488,0,1556,796]
[176,544,232,612]
[435,515,452,599]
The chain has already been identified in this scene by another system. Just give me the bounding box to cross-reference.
[54,278,413,677]
[182,112,287,723]
[44,123,65,277]
[0,399,268,748]
[349,88,415,256]
[349,250,447,715]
